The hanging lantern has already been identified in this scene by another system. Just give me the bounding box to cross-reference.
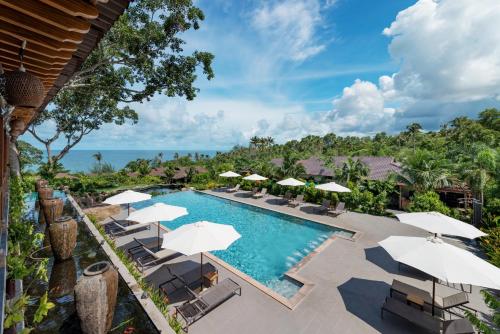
[9,119,25,138]
[5,41,44,108]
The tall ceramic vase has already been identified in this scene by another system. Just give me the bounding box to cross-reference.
[75,262,118,334]
[35,179,49,192]
[48,216,77,261]
[40,198,64,225]
[37,186,53,200]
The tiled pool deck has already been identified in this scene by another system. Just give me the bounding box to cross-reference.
[104,189,492,334]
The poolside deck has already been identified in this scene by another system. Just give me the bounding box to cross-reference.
[104,189,492,334]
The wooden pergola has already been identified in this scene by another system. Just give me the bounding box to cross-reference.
[0,1,130,331]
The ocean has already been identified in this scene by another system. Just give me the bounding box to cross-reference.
[38,150,220,173]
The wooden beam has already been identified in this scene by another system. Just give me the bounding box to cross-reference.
[0,43,67,65]
[0,56,64,72]
[0,34,74,60]
[0,5,85,44]
[39,0,99,20]
[0,0,91,33]
[3,64,60,79]
[0,22,79,52]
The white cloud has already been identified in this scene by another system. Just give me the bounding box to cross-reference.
[383,0,500,103]
[251,0,326,61]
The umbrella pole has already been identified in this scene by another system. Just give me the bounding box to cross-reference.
[128,203,130,215]
[200,253,203,290]
[432,277,436,316]
[157,222,160,250]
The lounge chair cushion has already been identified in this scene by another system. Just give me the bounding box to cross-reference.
[382,297,442,333]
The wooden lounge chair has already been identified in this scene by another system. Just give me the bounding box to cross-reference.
[105,217,152,238]
[127,238,179,272]
[328,202,346,216]
[227,184,240,193]
[253,188,267,199]
[175,278,241,332]
[288,194,304,208]
[390,279,469,314]
[315,199,331,214]
[381,297,474,334]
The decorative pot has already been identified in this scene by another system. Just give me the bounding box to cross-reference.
[35,179,49,192]
[75,261,118,334]
[49,258,77,298]
[40,198,64,225]
[38,187,53,200]
[48,216,77,261]
[5,69,44,108]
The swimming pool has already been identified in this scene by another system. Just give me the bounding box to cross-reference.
[133,191,354,298]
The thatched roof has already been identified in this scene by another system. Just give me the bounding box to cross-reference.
[271,156,334,177]
[331,156,402,181]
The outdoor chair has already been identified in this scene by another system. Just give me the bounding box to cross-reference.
[390,279,470,314]
[159,263,218,302]
[105,217,152,238]
[175,278,242,332]
[315,199,331,214]
[288,194,304,208]
[253,188,267,199]
[381,297,474,334]
[328,202,346,216]
[128,238,179,272]
[282,191,292,204]
[227,184,240,193]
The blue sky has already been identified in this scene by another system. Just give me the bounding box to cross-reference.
[23,0,500,150]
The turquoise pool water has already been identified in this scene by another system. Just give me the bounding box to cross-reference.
[133,191,354,298]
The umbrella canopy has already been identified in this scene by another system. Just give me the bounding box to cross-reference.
[127,202,188,249]
[219,171,241,178]
[315,182,351,193]
[277,178,305,187]
[162,221,241,255]
[103,190,151,205]
[243,174,268,181]
[127,202,188,224]
[379,236,500,289]
[396,212,487,240]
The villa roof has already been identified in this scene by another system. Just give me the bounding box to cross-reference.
[54,172,77,180]
[149,167,165,177]
[271,156,334,177]
[331,156,402,181]
[166,166,208,180]
[271,155,402,180]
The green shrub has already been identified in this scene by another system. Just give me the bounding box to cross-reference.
[408,191,450,215]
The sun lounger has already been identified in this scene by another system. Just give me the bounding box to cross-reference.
[160,263,218,301]
[328,202,346,216]
[105,217,152,238]
[315,199,331,214]
[253,188,267,199]
[127,237,178,272]
[390,279,469,313]
[381,297,473,333]
[288,194,304,208]
[227,184,240,193]
[282,191,292,204]
[175,278,241,332]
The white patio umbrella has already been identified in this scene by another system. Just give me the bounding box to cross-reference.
[127,202,188,248]
[396,211,487,240]
[379,235,500,315]
[103,190,152,214]
[315,182,351,193]
[243,173,268,181]
[162,221,241,288]
[277,178,305,187]
[219,171,241,178]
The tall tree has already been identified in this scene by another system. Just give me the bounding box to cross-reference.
[17,141,43,173]
[405,122,422,152]
[338,158,369,184]
[27,0,214,170]
[92,152,103,165]
[400,149,451,192]
[460,148,496,204]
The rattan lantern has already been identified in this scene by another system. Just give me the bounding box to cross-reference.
[5,41,44,108]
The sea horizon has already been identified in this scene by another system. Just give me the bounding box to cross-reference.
[35,149,223,173]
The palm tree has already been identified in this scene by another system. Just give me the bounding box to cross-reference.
[249,136,260,149]
[92,152,102,165]
[163,165,175,184]
[339,158,369,184]
[405,123,422,152]
[173,152,179,160]
[460,148,496,204]
[400,149,451,192]
[157,152,163,163]
[278,154,305,178]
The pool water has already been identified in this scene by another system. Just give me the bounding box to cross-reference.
[133,191,354,298]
